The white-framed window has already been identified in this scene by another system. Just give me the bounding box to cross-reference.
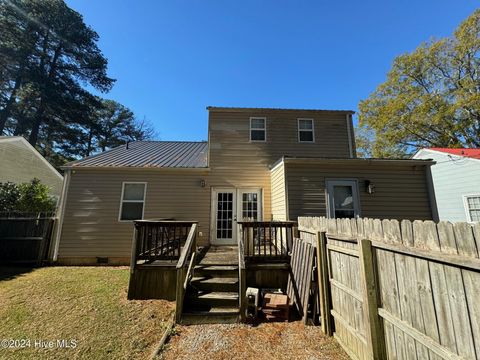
[119,182,147,221]
[298,118,314,142]
[464,194,480,222]
[250,117,266,142]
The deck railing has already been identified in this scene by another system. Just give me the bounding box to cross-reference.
[175,223,198,323]
[131,220,197,265]
[238,221,297,261]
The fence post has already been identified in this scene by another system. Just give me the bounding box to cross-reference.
[359,238,386,360]
[317,231,333,336]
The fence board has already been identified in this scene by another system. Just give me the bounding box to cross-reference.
[463,269,480,359]
[0,215,55,265]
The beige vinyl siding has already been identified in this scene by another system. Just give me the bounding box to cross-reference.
[285,162,433,221]
[58,108,357,263]
[0,138,63,196]
[58,169,210,262]
[270,162,287,220]
[208,109,354,222]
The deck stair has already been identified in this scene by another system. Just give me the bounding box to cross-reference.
[180,247,240,324]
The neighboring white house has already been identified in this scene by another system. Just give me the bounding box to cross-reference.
[413,148,480,223]
[0,136,63,197]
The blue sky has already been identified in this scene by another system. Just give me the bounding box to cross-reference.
[67,0,478,141]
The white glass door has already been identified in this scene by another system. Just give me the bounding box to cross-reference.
[237,189,262,222]
[326,180,360,218]
[211,188,262,245]
[211,189,236,245]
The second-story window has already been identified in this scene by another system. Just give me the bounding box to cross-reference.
[298,118,314,142]
[250,117,266,141]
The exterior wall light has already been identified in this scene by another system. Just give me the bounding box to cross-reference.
[365,180,375,194]
[200,179,206,188]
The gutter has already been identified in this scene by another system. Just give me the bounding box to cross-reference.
[60,166,211,172]
[282,157,436,166]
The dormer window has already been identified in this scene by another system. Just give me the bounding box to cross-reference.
[298,118,314,142]
[250,117,266,142]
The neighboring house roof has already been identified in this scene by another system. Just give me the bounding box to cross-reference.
[206,106,355,114]
[65,141,208,168]
[426,148,480,160]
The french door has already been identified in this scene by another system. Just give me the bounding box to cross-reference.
[326,180,360,219]
[211,188,262,245]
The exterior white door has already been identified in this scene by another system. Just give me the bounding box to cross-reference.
[237,189,262,222]
[326,180,360,218]
[211,188,262,245]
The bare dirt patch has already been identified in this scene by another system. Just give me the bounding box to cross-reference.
[162,322,348,360]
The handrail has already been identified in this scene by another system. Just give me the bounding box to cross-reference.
[176,223,197,269]
[175,223,198,323]
[184,252,196,289]
[238,225,246,321]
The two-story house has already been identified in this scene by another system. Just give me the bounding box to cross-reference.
[53,107,437,265]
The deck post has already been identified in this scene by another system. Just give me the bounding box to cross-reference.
[130,225,138,274]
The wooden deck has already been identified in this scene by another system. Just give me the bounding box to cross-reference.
[128,221,298,324]
[197,246,238,265]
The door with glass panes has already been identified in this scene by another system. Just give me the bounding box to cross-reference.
[211,188,262,245]
[326,180,360,218]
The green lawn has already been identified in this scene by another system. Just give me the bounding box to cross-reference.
[0,266,174,360]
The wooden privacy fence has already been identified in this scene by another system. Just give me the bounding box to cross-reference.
[298,216,480,360]
[0,213,55,265]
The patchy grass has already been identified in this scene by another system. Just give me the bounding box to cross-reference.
[162,322,348,360]
[0,266,174,360]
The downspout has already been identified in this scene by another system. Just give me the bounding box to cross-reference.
[425,165,439,222]
[52,168,71,261]
[346,114,354,158]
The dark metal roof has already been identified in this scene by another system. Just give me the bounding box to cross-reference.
[65,141,208,168]
[207,106,355,114]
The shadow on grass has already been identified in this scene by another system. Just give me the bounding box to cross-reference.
[0,266,36,281]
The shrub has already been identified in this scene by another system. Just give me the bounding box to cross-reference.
[0,182,21,212]
[0,179,56,213]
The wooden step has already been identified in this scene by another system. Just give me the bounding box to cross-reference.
[191,277,238,292]
[186,291,239,307]
[194,265,238,278]
[181,307,239,324]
